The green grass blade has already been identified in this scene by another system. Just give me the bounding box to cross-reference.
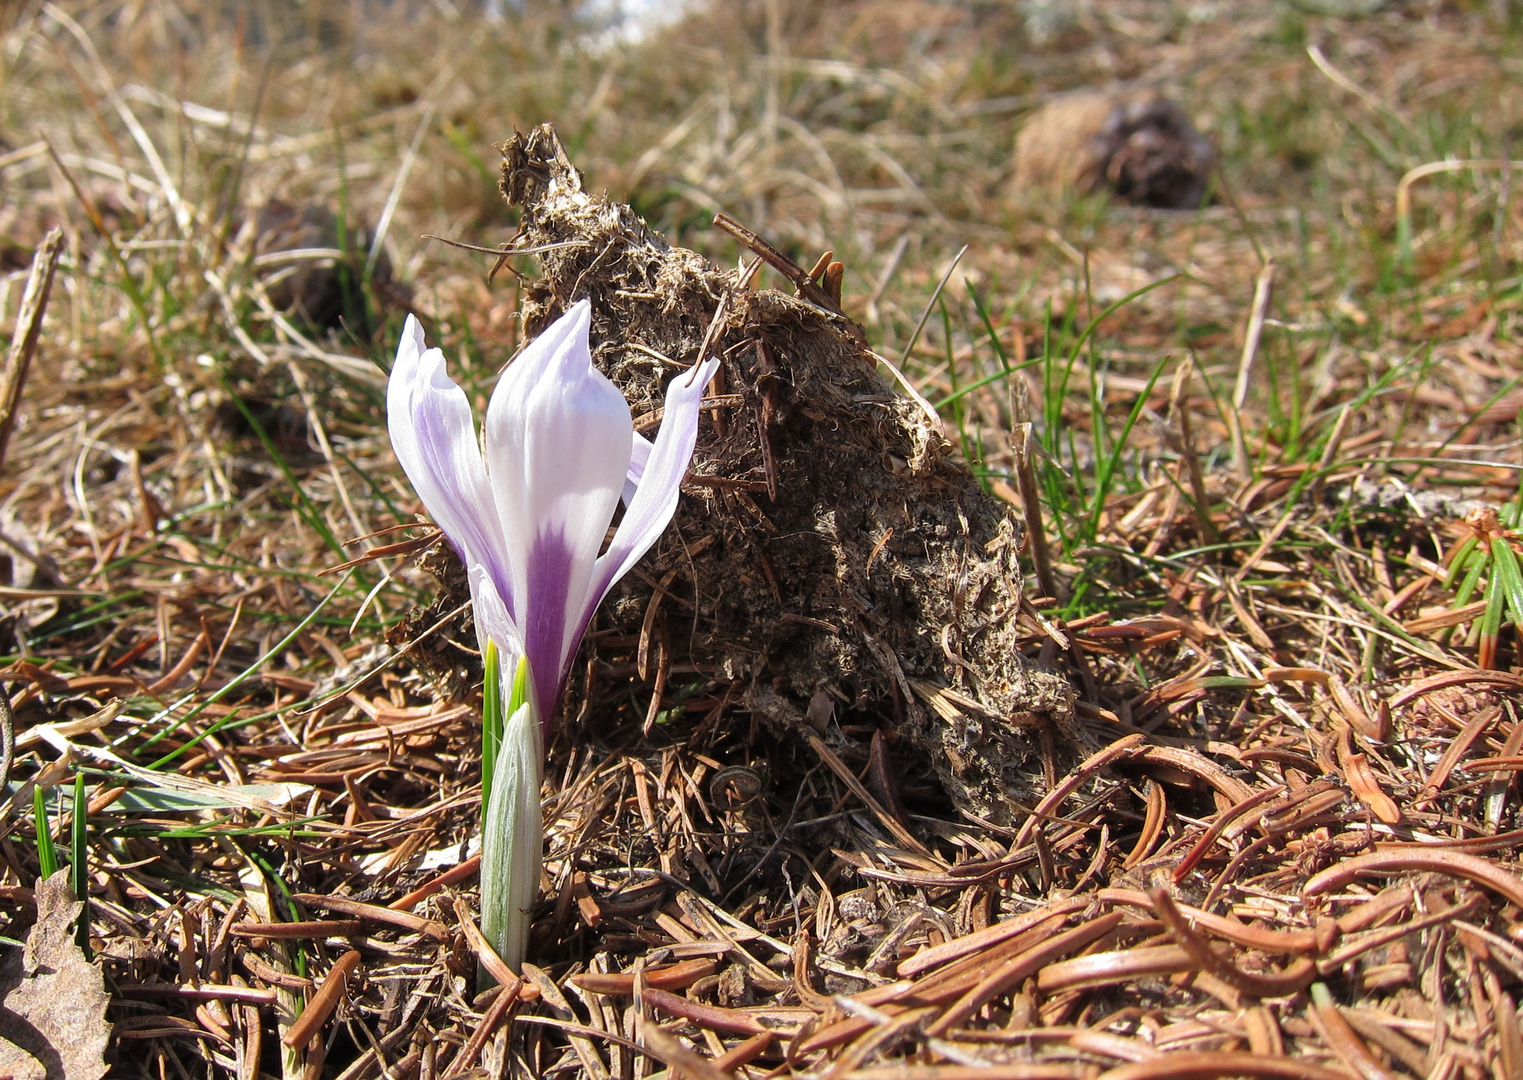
[1424,373,1523,468]
[482,639,502,807]
[1510,407,1523,528]
[1444,535,1480,590]
[247,848,307,979]
[1491,539,1523,633]
[71,773,89,953]
[933,299,1045,410]
[1085,353,1172,544]
[507,654,531,718]
[223,388,346,559]
[968,289,1012,374]
[33,787,56,881]
[1040,300,1074,448]
[1480,567,1505,667]
[1062,273,1183,370]
[1454,547,1489,607]
[137,568,357,764]
[932,362,1041,414]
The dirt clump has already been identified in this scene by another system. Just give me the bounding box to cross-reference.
[481,124,1075,823]
[1013,88,1216,209]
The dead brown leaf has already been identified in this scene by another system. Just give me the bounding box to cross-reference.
[0,871,112,1080]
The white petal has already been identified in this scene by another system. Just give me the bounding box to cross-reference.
[580,356,719,637]
[624,432,653,506]
[484,300,633,715]
[387,316,514,608]
[493,299,592,414]
[468,565,522,675]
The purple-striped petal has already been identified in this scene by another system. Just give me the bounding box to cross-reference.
[388,315,512,607]
[483,300,634,716]
[390,304,715,736]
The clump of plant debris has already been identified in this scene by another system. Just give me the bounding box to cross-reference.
[469,125,1076,822]
[1013,88,1216,209]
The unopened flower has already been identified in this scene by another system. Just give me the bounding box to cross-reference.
[387,300,716,969]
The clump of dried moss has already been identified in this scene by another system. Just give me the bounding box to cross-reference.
[484,125,1075,822]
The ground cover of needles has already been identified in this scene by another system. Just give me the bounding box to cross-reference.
[3,3,1523,1079]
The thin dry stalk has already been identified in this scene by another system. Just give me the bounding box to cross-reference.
[0,227,63,473]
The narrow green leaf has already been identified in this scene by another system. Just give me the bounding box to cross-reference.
[482,640,502,807]
[71,773,89,954]
[1480,568,1505,664]
[481,652,529,811]
[1454,547,1489,607]
[934,358,1042,412]
[1491,539,1523,633]
[223,389,346,558]
[247,847,307,979]
[1063,273,1183,369]
[1086,353,1172,543]
[33,787,56,881]
[1197,676,1269,689]
[1444,535,1480,591]
[141,567,357,764]
[1512,407,1523,527]
[969,289,1012,374]
[507,655,531,719]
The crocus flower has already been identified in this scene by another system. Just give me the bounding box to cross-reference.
[386,299,717,969]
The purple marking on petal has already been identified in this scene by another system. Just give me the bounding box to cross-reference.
[415,302,710,733]
[485,301,635,723]
[519,529,579,723]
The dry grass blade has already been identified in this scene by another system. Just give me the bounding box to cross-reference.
[0,227,63,473]
[925,913,1124,1036]
[440,980,523,1079]
[1229,262,1276,479]
[289,893,447,940]
[1307,983,1399,1080]
[640,1024,739,1080]
[842,1069,1077,1080]
[897,898,1089,978]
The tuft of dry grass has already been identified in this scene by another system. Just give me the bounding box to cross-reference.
[2,1,1523,1078]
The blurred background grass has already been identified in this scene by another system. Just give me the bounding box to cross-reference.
[7,0,1519,610]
